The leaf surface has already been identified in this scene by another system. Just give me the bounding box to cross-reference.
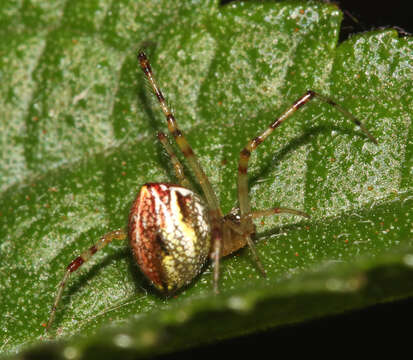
[0,0,412,358]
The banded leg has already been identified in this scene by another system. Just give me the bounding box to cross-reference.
[238,90,377,217]
[46,229,127,331]
[237,90,378,270]
[138,50,222,216]
[157,131,192,189]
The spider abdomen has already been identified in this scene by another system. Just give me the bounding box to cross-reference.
[129,183,211,292]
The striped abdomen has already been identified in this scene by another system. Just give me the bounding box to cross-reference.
[128,183,211,292]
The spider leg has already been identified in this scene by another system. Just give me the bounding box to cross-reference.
[310,91,377,144]
[221,207,309,259]
[210,219,223,294]
[249,207,310,219]
[138,51,222,217]
[157,132,192,189]
[46,229,127,332]
[224,206,309,238]
[237,90,377,272]
[238,90,377,217]
[139,51,226,293]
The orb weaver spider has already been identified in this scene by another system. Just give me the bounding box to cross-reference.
[46,50,377,331]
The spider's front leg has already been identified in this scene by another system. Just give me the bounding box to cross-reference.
[236,90,377,273]
[238,90,377,218]
[138,50,222,214]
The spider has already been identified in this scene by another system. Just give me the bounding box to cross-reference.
[45,50,377,331]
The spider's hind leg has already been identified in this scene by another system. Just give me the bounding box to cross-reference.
[45,229,127,332]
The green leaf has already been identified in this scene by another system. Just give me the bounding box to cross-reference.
[1,0,412,358]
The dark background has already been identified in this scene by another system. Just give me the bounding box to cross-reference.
[222,0,412,38]
[334,0,412,40]
[156,1,412,358]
